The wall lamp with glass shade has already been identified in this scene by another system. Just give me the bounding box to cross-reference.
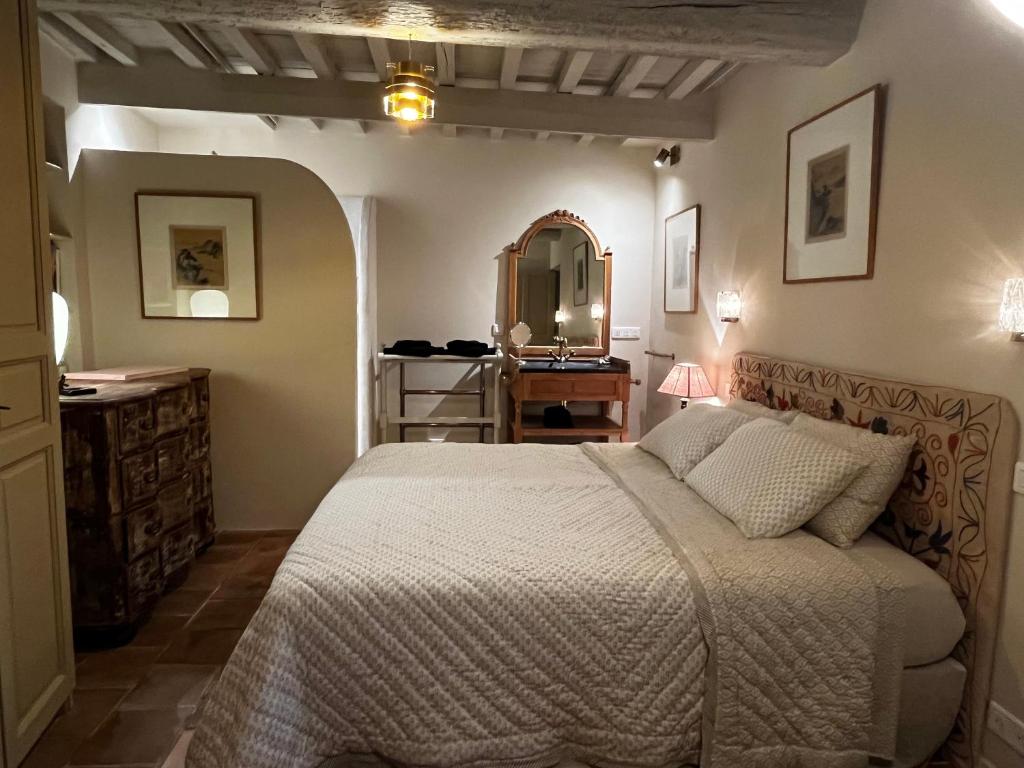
[658,362,716,409]
[717,290,742,323]
[999,278,1024,341]
[554,309,567,324]
[590,303,605,321]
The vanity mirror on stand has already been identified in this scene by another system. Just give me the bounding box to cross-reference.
[505,210,631,443]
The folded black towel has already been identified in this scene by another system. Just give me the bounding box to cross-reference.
[384,339,445,357]
[543,405,574,429]
[446,340,496,357]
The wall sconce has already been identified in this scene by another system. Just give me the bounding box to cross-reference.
[653,145,680,168]
[717,290,742,323]
[999,278,1024,341]
[590,303,605,321]
[554,309,567,324]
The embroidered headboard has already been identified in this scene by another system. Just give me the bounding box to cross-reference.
[729,352,1017,768]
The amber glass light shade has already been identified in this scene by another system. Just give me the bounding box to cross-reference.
[383,60,436,122]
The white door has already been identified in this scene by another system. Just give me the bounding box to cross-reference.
[0,0,75,764]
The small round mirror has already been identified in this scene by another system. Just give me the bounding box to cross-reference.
[509,322,532,348]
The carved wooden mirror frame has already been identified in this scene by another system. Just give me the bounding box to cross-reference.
[506,210,612,357]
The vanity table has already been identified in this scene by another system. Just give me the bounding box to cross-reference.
[504,210,632,443]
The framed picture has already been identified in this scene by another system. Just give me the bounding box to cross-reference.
[572,240,589,306]
[664,204,700,313]
[784,85,884,283]
[135,192,260,319]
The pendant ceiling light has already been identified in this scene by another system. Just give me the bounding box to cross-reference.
[383,37,436,123]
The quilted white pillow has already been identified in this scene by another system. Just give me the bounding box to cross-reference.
[686,419,867,539]
[726,398,798,424]
[638,404,751,479]
[792,414,917,548]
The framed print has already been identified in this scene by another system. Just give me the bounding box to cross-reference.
[784,85,885,283]
[136,191,260,319]
[664,204,700,313]
[572,240,589,306]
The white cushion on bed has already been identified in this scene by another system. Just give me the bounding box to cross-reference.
[686,419,867,538]
[638,403,751,479]
[793,414,917,548]
[726,398,798,424]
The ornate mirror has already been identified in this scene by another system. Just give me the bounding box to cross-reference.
[506,210,612,357]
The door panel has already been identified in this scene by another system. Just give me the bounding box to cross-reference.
[0,0,75,764]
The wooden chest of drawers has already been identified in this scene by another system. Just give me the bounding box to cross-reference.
[60,368,215,642]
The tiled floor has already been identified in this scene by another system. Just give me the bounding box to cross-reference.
[23,530,296,768]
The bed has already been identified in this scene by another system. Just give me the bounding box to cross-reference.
[186,353,1017,768]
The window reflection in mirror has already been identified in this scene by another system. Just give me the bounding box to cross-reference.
[516,224,604,348]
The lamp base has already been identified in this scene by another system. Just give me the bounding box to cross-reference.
[679,398,689,410]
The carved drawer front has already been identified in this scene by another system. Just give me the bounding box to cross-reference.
[191,377,210,422]
[161,523,195,578]
[156,434,188,485]
[158,481,191,530]
[67,514,126,564]
[128,550,163,614]
[118,399,155,454]
[125,504,163,561]
[190,460,213,501]
[121,450,158,508]
[155,387,190,437]
[189,422,210,461]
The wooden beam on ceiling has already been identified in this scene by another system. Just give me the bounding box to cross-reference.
[577,133,595,146]
[365,37,390,81]
[294,33,336,79]
[221,27,278,74]
[490,127,504,141]
[77,51,715,140]
[53,12,138,65]
[435,43,455,86]
[35,0,867,66]
[608,54,658,97]
[157,21,214,69]
[701,61,745,91]
[557,51,592,94]
[535,130,550,141]
[38,12,99,61]
[500,47,523,90]
[181,22,231,71]
[441,123,457,138]
[257,114,278,130]
[659,59,722,100]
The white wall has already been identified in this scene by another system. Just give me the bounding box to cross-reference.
[648,1,1024,764]
[157,125,656,437]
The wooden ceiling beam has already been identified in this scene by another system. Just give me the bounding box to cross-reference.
[701,62,745,91]
[659,58,722,100]
[500,47,523,90]
[557,50,592,94]
[294,33,336,79]
[257,114,278,130]
[157,21,214,69]
[608,54,658,97]
[365,37,390,81]
[435,43,456,86]
[38,12,99,61]
[221,27,278,75]
[36,0,866,65]
[53,12,138,65]
[77,51,715,140]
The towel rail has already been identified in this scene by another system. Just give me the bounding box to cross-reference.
[643,350,675,360]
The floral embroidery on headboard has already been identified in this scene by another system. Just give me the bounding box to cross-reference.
[729,352,1017,768]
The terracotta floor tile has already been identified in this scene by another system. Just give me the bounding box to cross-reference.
[211,571,271,599]
[20,689,126,768]
[181,562,234,592]
[151,589,213,618]
[196,543,253,564]
[187,598,261,631]
[252,534,296,554]
[237,551,286,576]
[119,665,218,711]
[69,708,188,766]
[159,730,192,768]
[158,629,244,665]
[212,530,264,545]
[75,646,164,690]
[130,615,189,648]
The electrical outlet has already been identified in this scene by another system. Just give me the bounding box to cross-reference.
[988,701,1024,757]
[1014,462,1024,495]
[611,326,641,340]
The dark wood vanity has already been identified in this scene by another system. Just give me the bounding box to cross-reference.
[504,210,632,443]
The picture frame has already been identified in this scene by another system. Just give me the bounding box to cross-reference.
[664,204,700,313]
[135,191,260,319]
[784,84,885,283]
[572,240,589,307]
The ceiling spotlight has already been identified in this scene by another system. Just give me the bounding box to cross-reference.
[653,145,680,168]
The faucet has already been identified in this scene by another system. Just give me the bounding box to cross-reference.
[548,336,575,363]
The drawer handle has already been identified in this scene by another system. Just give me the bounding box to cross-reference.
[143,520,162,536]
[143,471,157,483]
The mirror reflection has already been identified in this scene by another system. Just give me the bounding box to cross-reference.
[515,224,605,348]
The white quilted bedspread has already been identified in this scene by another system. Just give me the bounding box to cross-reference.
[186,443,902,768]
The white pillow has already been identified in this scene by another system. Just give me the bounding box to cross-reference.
[686,419,867,539]
[791,414,917,548]
[726,398,798,424]
[638,404,751,479]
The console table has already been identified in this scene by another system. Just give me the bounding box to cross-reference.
[507,357,631,443]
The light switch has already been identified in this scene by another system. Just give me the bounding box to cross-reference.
[611,327,641,340]
[1015,462,1024,495]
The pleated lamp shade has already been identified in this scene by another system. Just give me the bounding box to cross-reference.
[657,363,716,400]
